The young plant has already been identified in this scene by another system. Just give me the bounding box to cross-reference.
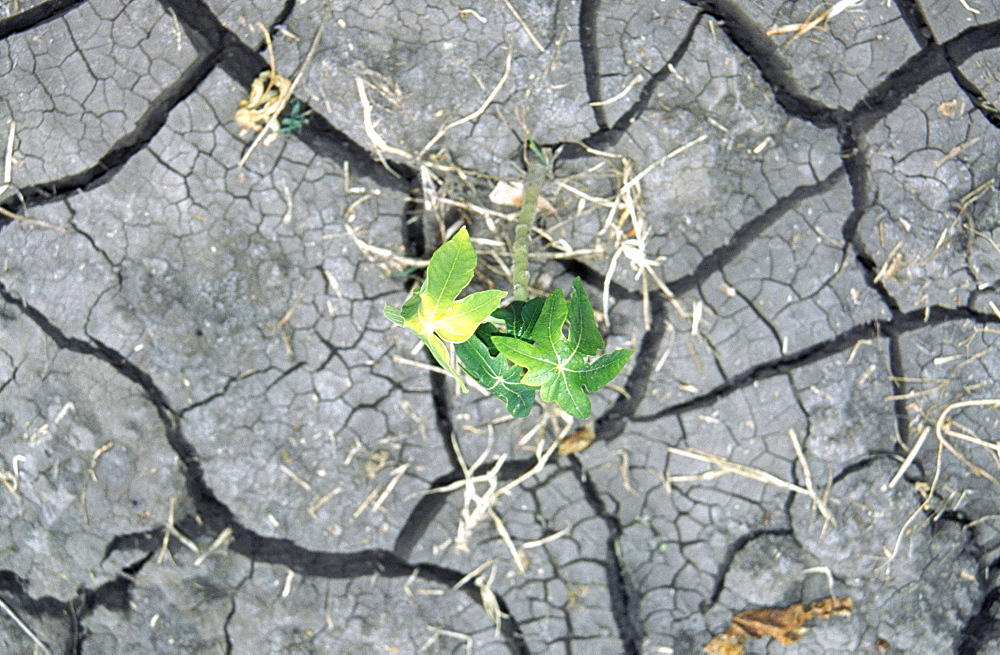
[385,144,633,418]
[278,99,311,134]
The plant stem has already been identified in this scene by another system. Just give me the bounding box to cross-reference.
[512,144,547,302]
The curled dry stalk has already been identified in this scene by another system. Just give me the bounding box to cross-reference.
[922,399,1000,502]
[237,9,329,166]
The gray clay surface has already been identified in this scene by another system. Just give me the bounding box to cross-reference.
[1,0,999,653]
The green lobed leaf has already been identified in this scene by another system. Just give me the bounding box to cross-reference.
[492,337,556,388]
[402,228,506,343]
[400,290,422,321]
[544,370,590,418]
[530,286,568,354]
[455,336,535,417]
[471,322,502,356]
[431,289,507,342]
[567,277,604,357]
[580,349,633,391]
[494,277,633,418]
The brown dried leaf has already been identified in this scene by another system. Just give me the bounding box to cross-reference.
[937,100,960,118]
[703,631,745,655]
[733,604,809,644]
[703,597,853,654]
[804,596,854,620]
[558,425,596,455]
[488,180,524,207]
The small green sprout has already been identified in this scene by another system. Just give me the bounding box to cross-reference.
[278,99,311,134]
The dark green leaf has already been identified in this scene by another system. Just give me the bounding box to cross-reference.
[493,298,545,341]
[400,288,421,321]
[455,336,536,418]
[494,277,633,418]
[472,322,502,357]
[567,277,604,356]
[518,298,545,338]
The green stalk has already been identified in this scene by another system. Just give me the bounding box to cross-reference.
[512,144,547,302]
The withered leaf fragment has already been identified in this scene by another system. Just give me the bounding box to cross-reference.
[235,70,292,138]
[558,425,596,455]
[703,596,853,655]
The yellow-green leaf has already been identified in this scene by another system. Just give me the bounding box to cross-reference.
[385,226,506,390]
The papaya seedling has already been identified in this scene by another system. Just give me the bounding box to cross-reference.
[384,142,633,418]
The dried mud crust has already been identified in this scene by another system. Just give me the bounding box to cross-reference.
[0,0,998,653]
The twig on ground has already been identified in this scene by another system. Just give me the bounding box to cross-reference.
[666,445,832,524]
[427,418,563,568]
[881,498,926,572]
[589,74,644,107]
[193,526,233,567]
[264,282,308,333]
[1,119,14,195]
[0,595,50,655]
[421,626,474,654]
[369,463,410,514]
[888,425,931,489]
[766,0,865,40]
[0,454,22,498]
[599,154,686,330]
[957,0,980,15]
[502,0,545,52]
[356,76,412,163]
[787,428,833,524]
[0,204,69,232]
[490,508,527,573]
[343,220,428,270]
[419,50,512,158]
[927,399,1000,500]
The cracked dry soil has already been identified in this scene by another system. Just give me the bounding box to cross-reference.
[1,0,999,653]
